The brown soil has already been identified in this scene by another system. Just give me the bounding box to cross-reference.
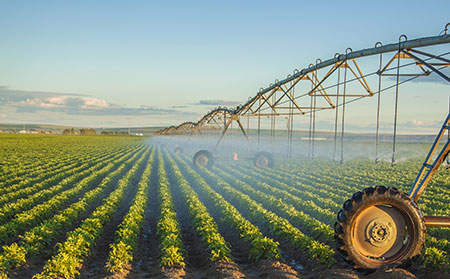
[161,267,187,279]
[254,260,298,279]
[213,261,245,279]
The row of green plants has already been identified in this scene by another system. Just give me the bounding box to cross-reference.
[193,160,336,266]
[0,146,134,208]
[0,145,147,278]
[34,146,151,278]
[219,164,334,243]
[156,150,185,269]
[0,146,143,245]
[164,151,233,262]
[172,153,282,261]
[0,162,107,225]
[246,163,342,214]
[0,134,139,186]
[0,141,85,185]
[0,146,138,227]
[250,162,348,211]
[0,158,82,194]
[0,142,132,194]
[106,148,156,273]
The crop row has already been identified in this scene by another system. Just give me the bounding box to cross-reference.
[0,146,148,278]
[0,135,141,186]
[106,147,156,273]
[192,159,335,266]
[224,163,336,225]
[172,153,282,261]
[0,146,137,208]
[0,142,136,192]
[0,144,142,227]
[0,145,144,246]
[242,164,342,213]
[34,146,151,278]
[218,164,334,242]
[164,151,233,262]
[156,150,185,269]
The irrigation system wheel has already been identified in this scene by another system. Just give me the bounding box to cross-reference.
[193,150,214,168]
[334,186,425,270]
[174,147,183,155]
[254,152,274,169]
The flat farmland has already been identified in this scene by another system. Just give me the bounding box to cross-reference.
[0,134,449,279]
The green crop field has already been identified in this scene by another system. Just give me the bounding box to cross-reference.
[1,134,449,279]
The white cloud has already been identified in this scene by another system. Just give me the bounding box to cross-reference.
[0,86,197,128]
[19,96,68,109]
[196,99,240,106]
[80,97,109,109]
[47,96,68,105]
[405,119,439,128]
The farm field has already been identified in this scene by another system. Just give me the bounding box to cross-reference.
[1,134,450,279]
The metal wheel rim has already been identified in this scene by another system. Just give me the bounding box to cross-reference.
[351,203,410,263]
[256,156,269,168]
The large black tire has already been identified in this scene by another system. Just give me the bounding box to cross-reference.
[193,150,214,168]
[174,147,183,155]
[254,152,274,169]
[334,186,425,270]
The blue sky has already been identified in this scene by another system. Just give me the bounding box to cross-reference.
[0,0,448,132]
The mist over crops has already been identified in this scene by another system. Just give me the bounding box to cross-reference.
[151,132,434,163]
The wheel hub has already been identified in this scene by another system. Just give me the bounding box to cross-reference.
[367,220,392,245]
[196,155,208,166]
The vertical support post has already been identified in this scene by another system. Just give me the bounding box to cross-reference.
[271,93,276,153]
[333,67,340,161]
[340,61,348,164]
[288,85,295,158]
[312,94,316,159]
[257,98,261,150]
[392,45,401,166]
[309,94,313,158]
[375,51,383,164]
[247,113,250,134]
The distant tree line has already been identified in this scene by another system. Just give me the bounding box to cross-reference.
[62,128,97,135]
[62,128,129,136]
[100,131,129,136]
[62,128,76,135]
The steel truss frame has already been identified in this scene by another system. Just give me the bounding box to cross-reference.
[155,25,449,161]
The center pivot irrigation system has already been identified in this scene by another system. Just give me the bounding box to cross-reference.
[155,24,450,269]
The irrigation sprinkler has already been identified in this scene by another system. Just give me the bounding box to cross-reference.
[154,25,450,269]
